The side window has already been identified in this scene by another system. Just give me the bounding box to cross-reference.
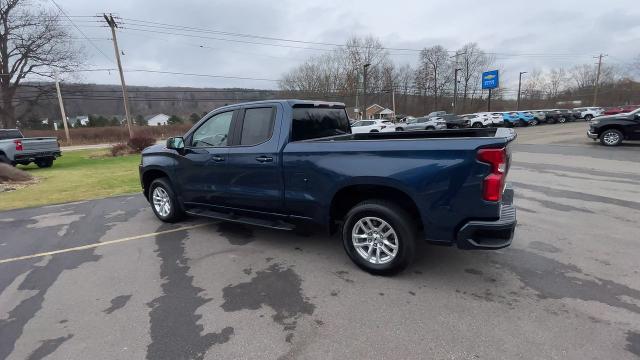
[191,111,233,147]
[240,107,275,146]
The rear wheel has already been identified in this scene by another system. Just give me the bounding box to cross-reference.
[529,119,539,126]
[149,177,184,222]
[584,114,593,121]
[0,154,11,166]
[395,127,404,131]
[472,122,483,128]
[35,158,54,168]
[600,129,623,146]
[342,200,416,275]
[558,117,567,123]
[370,129,379,133]
[425,126,435,130]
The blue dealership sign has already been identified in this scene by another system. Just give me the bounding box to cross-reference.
[482,70,499,89]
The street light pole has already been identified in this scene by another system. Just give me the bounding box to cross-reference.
[517,71,527,111]
[362,63,371,120]
[453,68,462,113]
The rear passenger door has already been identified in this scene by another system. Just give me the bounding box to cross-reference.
[225,105,284,214]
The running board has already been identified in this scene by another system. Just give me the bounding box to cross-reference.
[185,208,295,231]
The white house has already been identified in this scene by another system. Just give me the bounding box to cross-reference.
[67,115,89,127]
[146,114,170,126]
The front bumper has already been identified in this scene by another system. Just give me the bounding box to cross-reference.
[456,186,516,250]
[587,129,598,139]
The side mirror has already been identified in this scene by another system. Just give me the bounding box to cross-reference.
[166,137,185,151]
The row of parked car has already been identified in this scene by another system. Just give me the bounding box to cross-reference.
[350,106,634,133]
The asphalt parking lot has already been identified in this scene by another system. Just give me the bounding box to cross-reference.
[1,122,639,360]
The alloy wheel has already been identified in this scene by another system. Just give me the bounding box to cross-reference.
[152,187,171,217]
[351,216,399,265]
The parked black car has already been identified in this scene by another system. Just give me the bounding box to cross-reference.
[587,108,640,146]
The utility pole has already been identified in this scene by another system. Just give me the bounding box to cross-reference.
[103,14,133,138]
[517,71,527,111]
[453,68,462,113]
[54,70,71,144]
[487,89,492,112]
[362,63,370,120]
[593,53,607,106]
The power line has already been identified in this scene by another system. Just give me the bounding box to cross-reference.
[47,0,114,63]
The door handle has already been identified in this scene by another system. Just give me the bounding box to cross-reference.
[211,155,225,162]
[255,155,273,163]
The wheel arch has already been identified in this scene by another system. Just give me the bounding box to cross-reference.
[141,168,172,200]
[599,125,627,138]
[329,182,423,234]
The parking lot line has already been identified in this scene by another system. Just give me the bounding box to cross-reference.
[0,223,211,265]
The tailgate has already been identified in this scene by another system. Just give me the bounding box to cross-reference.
[21,138,59,152]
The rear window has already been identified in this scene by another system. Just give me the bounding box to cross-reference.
[240,107,275,145]
[291,107,350,141]
[0,129,23,140]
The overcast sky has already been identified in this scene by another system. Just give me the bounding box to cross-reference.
[56,0,640,91]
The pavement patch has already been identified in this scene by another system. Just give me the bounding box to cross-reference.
[103,294,132,315]
[147,225,234,360]
[528,241,561,253]
[626,331,640,357]
[502,249,640,314]
[26,334,73,360]
[221,263,315,340]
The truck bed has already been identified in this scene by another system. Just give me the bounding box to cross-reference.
[308,127,514,142]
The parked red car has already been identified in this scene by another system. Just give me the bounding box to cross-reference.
[604,105,640,115]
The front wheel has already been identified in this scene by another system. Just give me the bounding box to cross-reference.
[584,115,593,121]
[370,129,379,133]
[529,119,538,126]
[472,122,483,128]
[149,177,184,222]
[425,126,435,130]
[600,129,623,146]
[558,117,567,123]
[342,200,416,275]
[395,127,404,131]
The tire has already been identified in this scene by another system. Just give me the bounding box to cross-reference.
[425,126,435,130]
[529,119,538,126]
[35,158,54,168]
[517,120,526,127]
[584,114,593,121]
[342,200,417,275]
[0,154,11,166]
[370,129,379,133]
[599,129,623,146]
[558,117,566,124]
[395,127,404,131]
[149,177,184,222]
[472,122,483,128]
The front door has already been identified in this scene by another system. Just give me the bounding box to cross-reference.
[179,110,235,207]
[225,105,284,215]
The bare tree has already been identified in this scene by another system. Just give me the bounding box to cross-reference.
[455,43,490,112]
[543,68,567,99]
[417,45,452,110]
[0,0,82,128]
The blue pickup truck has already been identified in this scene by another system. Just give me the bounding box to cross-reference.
[139,100,517,274]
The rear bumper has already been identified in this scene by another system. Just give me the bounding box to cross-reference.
[587,130,598,139]
[14,150,61,162]
[456,186,516,250]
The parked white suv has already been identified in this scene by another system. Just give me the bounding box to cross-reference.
[404,116,447,131]
[573,107,604,121]
[465,112,503,127]
[351,119,396,133]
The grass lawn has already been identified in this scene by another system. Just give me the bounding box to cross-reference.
[0,149,141,211]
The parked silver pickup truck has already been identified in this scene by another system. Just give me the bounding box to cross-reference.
[0,129,61,168]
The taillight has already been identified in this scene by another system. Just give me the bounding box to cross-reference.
[14,139,23,151]
[477,148,507,201]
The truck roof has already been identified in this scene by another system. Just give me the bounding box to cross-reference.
[212,99,346,112]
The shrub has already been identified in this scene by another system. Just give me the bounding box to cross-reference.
[110,143,131,157]
[127,136,156,153]
[0,163,33,182]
